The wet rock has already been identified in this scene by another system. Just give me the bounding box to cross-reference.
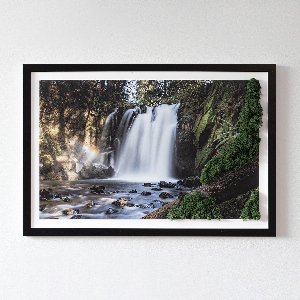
[136,203,154,209]
[54,193,62,199]
[143,183,153,187]
[63,197,70,202]
[151,187,162,191]
[62,209,79,215]
[141,191,151,196]
[119,198,128,206]
[159,181,176,188]
[39,189,53,200]
[112,200,120,206]
[86,200,95,208]
[80,165,114,179]
[112,198,128,207]
[159,192,173,199]
[129,189,137,193]
[71,214,85,219]
[39,204,47,211]
[104,166,115,177]
[91,185,105,190]
[79,166,97,179]
[90,185,105,194]
[126,203,135,207]
[177,176,200,188]
[106,207,118,214]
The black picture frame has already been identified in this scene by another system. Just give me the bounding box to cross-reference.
[23,64,276,236]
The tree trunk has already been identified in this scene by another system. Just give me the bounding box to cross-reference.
[58,107,66,149]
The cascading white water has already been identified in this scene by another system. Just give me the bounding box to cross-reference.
[116,103,180,181]
[99,108,118,167]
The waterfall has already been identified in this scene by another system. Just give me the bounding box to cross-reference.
[99,108,118,167]
[115,103,180,181]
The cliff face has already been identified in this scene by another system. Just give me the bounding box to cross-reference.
[175,80,247,178]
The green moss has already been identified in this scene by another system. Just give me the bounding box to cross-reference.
[193,110,211,144]
[200,78,262,184]
[193,93,214,145]
[191,81,247,174]
[167,191,222,220]
[195,144,214,170]
[240,189,261,220]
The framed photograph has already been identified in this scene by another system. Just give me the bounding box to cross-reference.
[23,64,276,236]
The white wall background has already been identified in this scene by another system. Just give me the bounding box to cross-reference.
[0,0,297,299]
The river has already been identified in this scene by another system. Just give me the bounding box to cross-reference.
[39,179,192,219]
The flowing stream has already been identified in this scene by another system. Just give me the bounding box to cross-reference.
[39,179,191,219]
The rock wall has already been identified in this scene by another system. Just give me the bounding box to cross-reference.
[175,80,247,178]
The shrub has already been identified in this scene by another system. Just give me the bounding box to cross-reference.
[167,191,222,220]
[200,78,262,184]
[240,189,261,220]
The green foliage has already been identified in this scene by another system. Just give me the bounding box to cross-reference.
[213,118,238,149]
[136,80,165,105]
[240,189,260,220]
[137,80,208,107]
[192,81,247,173]
[200,78,262,184]
[195,141,213,170]
[167,191,222,220]
[193,108,211,144]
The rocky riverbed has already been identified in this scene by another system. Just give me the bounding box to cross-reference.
[39,179,193,219]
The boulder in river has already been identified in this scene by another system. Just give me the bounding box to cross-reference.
[159,192,173,199]
[129,189,137,193]
[112,198,128,207]
[136,203,155,209]
[159,181,176,188]
[62,209,79,215]
[80,165,115,179]
[63,197,70,202]
[39,189,53,200]
[70,214,85,219]
[106,207,118,214]
[151,187,162,191]
[141,191,151,196]
[39,204,47,211]
[86,200,95,208]
[90,185,105,194]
